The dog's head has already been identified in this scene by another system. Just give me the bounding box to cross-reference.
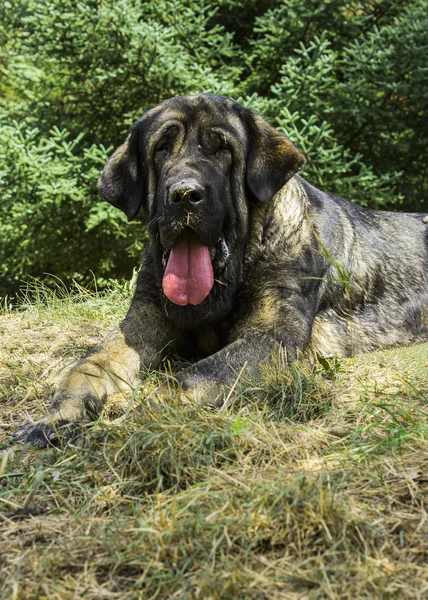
[98,94,305,327]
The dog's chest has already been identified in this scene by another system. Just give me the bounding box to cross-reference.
[193,327,222,356]
[183,321,233,358]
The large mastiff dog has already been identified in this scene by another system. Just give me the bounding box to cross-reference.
[13,94,428,446]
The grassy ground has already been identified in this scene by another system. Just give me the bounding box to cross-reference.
[0,282,427,599]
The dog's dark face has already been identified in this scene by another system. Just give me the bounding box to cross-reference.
[98,94,305,328]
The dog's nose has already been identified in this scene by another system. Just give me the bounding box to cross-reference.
[169,179,205,206]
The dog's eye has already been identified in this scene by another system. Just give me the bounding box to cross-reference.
[156,141,169,155]
[215,146,231,160]
[215,142,231,156]
[156,126,178,156]
[205,131,231,157]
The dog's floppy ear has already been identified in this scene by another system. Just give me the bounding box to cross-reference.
[97,126,144,222]
[245,112,305,203]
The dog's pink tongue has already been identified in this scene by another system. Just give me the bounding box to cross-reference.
[163,234,214,305]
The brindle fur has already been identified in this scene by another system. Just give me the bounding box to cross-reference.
[12,94,428,447]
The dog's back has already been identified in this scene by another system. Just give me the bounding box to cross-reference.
[297,177,428,356]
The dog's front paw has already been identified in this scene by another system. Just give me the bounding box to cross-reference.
[146,379,188,406]
[10,419,80,449]
[147,374,229,408]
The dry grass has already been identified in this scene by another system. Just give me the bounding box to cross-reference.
[0,281,427,599]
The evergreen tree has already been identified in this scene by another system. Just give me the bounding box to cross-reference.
[1,0,426,295]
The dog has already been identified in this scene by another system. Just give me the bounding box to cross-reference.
[12,94,428,447]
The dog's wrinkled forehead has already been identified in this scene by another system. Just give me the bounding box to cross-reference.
[142,94,248,153]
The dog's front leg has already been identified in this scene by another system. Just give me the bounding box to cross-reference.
[150,331,306,408]
[11,300,178,447]
[178,334,286,406]
[149,286,317,407]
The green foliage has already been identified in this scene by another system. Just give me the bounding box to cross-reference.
[0,120,145,294]
[1,0,427,295]
[242,1,428,207]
